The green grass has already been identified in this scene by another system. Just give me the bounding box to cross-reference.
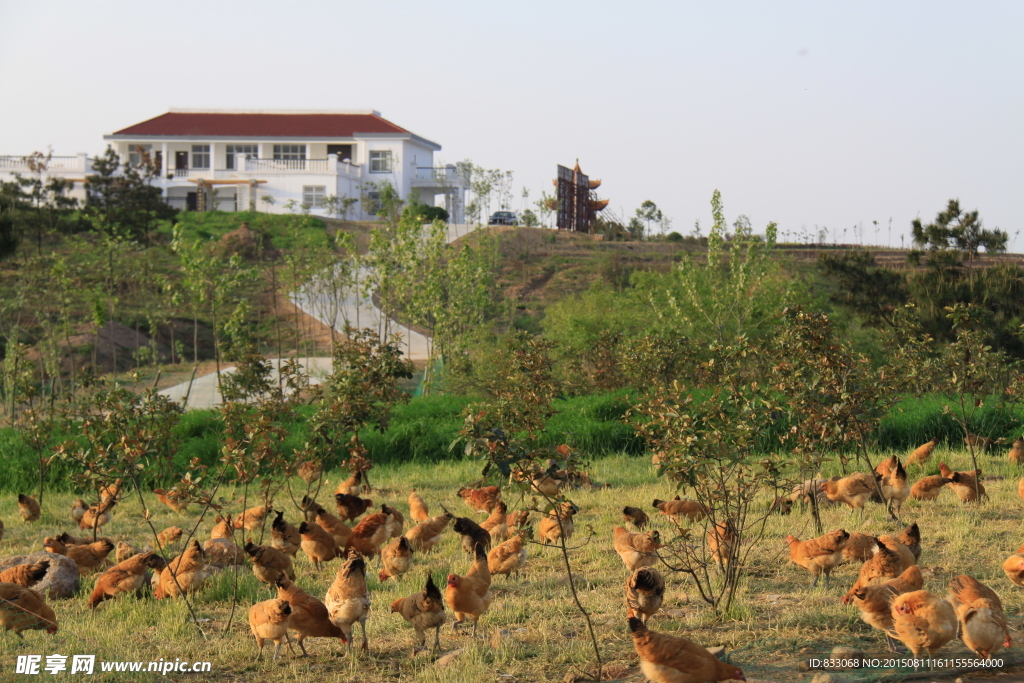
[2,448,1024,681]
[155,211,331,252]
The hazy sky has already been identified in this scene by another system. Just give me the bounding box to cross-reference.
[2,1,1021,248]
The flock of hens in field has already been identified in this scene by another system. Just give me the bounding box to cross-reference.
[2,435,1024,682]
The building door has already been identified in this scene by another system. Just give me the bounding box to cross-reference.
[175,151,188,170]
[154,151,163,175]
[327,144,353,162]
[186,192,197,211]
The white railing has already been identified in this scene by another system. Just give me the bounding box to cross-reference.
[412,166,465,186]
[239,157,361,177]
[0,155,88,173]
[172,169,213,179]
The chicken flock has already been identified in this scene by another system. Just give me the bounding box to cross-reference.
[3,437,1024,682]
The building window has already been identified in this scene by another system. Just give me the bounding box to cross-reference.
[369,150,393,173]
[225,144,258,170]
[273,144,306,161]
[128,144,152,167]
[303,186,326,209]
[191,145,211,169]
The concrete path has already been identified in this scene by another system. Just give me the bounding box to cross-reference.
[158,223,478,410]
[158,357,332,410]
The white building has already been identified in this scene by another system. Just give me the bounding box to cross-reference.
[0,109,467,221]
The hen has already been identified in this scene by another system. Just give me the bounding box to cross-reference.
[325,550,371,653]
[625,567,665,624]
[79,500,116,531]
[18,493,41,523]
[0,583,58,636]
[270,510,301,557]
[297,459,322,485]
[896,523,922,562]
[153,488,188,513]
[391,574,446,650]
[785,529,849,587]
[910,475,952,501]
[454,516,492,554]
[906,438,937,467]
[156,540,211,599]
[446,543,493,636]
[275,576,346,655]
[938,462,984,503]
[457,485,502,513]
[334,493,373,523]
[613,526,663,572]
[405,511,453,553]
[0,560,49,588]
[307,500,352,548]
[89,551,164,608]
[652,496,704,526]
[345,508,393,557]
[876,459,910,514]
[1009,437,1024,466]
[335,470,368,497]
[408,489,429,523]
[249,598,292,660]
[947,575,1011,659]
[1001,544,1024,586]
[233,505,272,532]
[891,590,958,660]
[298,521,339,570]
[707,520,737,569]
[245,542,296,586]
[71,499,88,525]
[820,472,876,515]
[629,617,745,683]
[538,502,577,546]
[479,500,509,543]
[378,537,414,582]
[622,506,649,530]
[487,528,529,579]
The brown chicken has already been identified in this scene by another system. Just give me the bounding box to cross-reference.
[89,551,164,608]
[378,537,414,582]
[842,532,878,563]
[57,532,105,546]
[1002,544,1024,586]
[405,512,453,553]
[454,516,492,553]
[297,459,322,485]
[79,500,116,531]
[910,475,952,501]
[156,540,211,599]
[0,583,58,636]
[204,538,246,567]
[115,541,138,564]
[877,459,910,514]
[506,509,530,533]
[652,496,705,526]
[847,570,920,652]
[538,502,577,545]
[345,509,393,557]
[629,617,745,683]
[210,514,235,540]
[99,479,123,504]
[820,472,876,515]
[408,489,429,523]
[1009,437,1024,466]
[57,538,115,575]
[0,561,49,588]
[310,503,353,549]
[785,529,849,587]
[457,485,502,513]
[71,499,89,525]
[153,488,189,513]
[843,540,907,603]
[382,504,404,539]
[18,493,41,523]
[1019,476,1024,502]
[325,550,371,653]
[625,567,665,624]
[896,523,922,561]
[487,529,529,579]
[249,598,292,660]
[245,542,296,586]
[234,505,272,531]
[479,501,509,543]
[270,510,301,557]
[964,432,995,452]
[391,574,446,650]
[875,455,898,478]
[334,470,368,496]
[298,521,339,570]
[333,493,373,523]
[907,438,938,467]
[622,506,649,530]
[938,462,984,503]
[947,575,1011,659]
[613,526,663,572]
[878,535,916,570]
[446,543,493,636]
[156,526,183,550]
[708,520,737,569]
[275,576,346,655]
[891,590,958,658]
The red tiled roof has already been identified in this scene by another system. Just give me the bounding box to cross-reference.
[111,112,410,138]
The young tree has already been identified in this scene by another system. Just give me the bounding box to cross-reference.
[635,200,662,238]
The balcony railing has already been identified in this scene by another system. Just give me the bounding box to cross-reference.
[0,155,90,173]
[411,166,466,187]
[238,157,360,178]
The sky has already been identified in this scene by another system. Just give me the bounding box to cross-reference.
[1,1,1021,249]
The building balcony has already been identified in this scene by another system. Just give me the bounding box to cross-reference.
[410,166,467,189]
[0,153,92,176]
